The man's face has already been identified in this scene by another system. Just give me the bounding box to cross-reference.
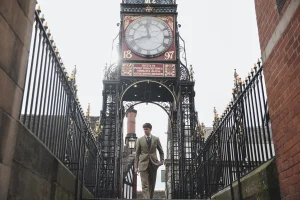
[143,127,151,135]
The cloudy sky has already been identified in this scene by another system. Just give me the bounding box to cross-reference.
[37,0,260,190]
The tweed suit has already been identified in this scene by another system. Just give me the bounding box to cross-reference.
[135,135,164,199]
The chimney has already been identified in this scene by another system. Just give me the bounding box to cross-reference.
[126,107,137,138]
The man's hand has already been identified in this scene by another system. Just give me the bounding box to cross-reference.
[159,160,164,166]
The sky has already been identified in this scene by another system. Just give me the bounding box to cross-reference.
[37,0,261,191]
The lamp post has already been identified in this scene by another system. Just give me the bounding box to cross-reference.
[128,135,137,154]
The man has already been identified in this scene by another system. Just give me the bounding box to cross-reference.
[134,123,164,199]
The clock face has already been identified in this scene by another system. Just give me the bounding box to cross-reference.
[125,16,173,58]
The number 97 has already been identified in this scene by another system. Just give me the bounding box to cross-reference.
[165,51,174,60]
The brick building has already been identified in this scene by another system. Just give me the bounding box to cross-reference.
[254,0,300,199]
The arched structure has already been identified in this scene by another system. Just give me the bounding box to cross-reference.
[97,1,200,199]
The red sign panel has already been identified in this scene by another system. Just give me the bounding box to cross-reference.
[133,64,164,77]
[121,63,176,77]
[164,64,176,77]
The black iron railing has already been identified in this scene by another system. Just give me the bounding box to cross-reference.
[20,9,102,199]
[190,61,275,199]
[276,0,287,13]
[123,159,135,199]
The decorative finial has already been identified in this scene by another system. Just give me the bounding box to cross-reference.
[44,22,48,30]
[36,5,41,13]
[189,65,195,81]
[70,65,77,80]
[47,29,51,36]
[234,69,240,84]
[238,77,242,84]
[103,63,108,79]
[213,107,218,120]
[41,14,45,22]
[200,122,206,138]
[213,107,220,130]
[86,103,91,120]
[94,120,100,136]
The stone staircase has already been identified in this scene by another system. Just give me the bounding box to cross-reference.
[83,191,207,200]
[137,190,165,199]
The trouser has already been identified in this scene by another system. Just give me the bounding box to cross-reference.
[140,162,157,199]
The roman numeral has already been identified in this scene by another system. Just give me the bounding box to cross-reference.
[128,41,136,47]
[137,48,143,53]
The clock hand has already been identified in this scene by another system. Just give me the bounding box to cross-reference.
[145,23,151,38]
[134,35,148,41]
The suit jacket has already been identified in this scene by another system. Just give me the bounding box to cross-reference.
[135,135,164,172]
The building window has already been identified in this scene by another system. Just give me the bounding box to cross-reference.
[276,0,287,13]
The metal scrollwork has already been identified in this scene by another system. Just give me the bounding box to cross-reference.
[179,63,190,81]
[183,95,190,104]
[178,34,193,82]
[123,101,142,113]
[104,63,119,80]
[154,101,171,114]
[179,35,187,67]
[123,101,171,118]
[122,6,176,13]
[122,0,176,4]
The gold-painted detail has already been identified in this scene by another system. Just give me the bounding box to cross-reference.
[201,122,206,138]
[124,16,174,31]
[86,103,90,119]
[157,16,174,31]
[146,5,153,12]
[123,50,133,59]
[164,51,175,60]
[70,65,77,80]
[123,16,142,30]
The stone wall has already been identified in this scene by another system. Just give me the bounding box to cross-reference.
[0,1,93,199]
[212,159,280,200]
[254,0,300,199]
[0,0,36,199]
[7,118,93,200]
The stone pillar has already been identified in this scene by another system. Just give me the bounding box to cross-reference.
[254,0,300,199]
[0,0,36,199]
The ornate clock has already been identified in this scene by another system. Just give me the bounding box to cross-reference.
[124,16,173,58]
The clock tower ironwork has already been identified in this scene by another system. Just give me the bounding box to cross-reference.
[98,0,199,198]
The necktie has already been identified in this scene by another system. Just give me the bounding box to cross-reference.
[146,136,151,150]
